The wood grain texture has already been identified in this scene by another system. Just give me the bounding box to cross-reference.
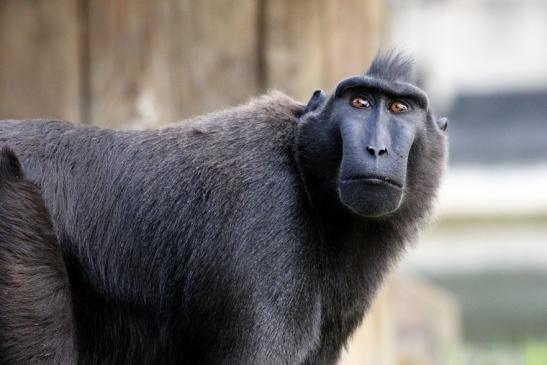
[261,0,325,101]
[0,0,385,127]
[322,0,386,87]
[338,274,461,365]
[88,0,259,128]
[0,0,81,121]
[262,0,386,101]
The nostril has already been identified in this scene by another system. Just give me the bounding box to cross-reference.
[366,146,375,156]
[378,148,388,156]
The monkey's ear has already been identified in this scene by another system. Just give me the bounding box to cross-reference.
[437,117,448,131]
[303,89,327,115]
[0,147,23,181]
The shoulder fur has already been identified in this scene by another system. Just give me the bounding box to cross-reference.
[245,90,305,119]
[164,91,304,132]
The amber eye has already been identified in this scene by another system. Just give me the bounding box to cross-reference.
[350,96,372,109]
[389,101,409,113]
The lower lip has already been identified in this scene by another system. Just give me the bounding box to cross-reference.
[341,177,403,189]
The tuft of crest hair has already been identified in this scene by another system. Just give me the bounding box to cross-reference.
[366,50,416,83]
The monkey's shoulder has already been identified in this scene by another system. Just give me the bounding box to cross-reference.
[168,91,304,138]
[152,92,305,171]
[0,118,76,140]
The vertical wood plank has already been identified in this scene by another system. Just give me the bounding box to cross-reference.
[262,0,325,101]
[88,0,259,128]
[187,0,260,114]
[338,282,396,365]
[339,274,461,365]
[87,0,174,128]
[322,0,386,87]
[262,0,386,102]
[0,0,81,121]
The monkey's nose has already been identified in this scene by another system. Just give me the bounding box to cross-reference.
[366,145,388,157]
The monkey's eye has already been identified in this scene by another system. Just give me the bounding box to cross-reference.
[389,101,409,113]
[350,96,372,109]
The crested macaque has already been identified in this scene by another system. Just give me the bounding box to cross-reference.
[0,52,447,364]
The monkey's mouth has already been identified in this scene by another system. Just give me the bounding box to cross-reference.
[337,176,404,217]
[341,175,403,189]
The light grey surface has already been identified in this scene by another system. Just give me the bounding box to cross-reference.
[403,222,547,343]
[447,90,547,165]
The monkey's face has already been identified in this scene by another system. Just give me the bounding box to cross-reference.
[298,76,448,218]
[334,84,424,217]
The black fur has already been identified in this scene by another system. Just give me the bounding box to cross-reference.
[366,50,416,83]
[0,148,76,364]
[303,90,327,115]
[0,53,447,364]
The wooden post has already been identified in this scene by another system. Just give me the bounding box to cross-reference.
[0,0,386,127]
[338,274,461,365]
[262,0,386,102]
[321,0,386,88]
[261,0,326,101]
[87,0,260,128]
[0,0,81,121]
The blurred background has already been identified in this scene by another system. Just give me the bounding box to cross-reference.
[0,0,546,364]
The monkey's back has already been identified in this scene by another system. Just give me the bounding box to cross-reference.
[0,93,324,363]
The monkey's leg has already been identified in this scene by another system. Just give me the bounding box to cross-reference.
[0,147,77,365]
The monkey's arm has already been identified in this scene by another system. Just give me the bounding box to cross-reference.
[0,148,77,365]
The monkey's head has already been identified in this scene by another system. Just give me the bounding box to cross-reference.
[296,52,448,219]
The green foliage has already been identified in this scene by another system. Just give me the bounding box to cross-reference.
[524,340,547,365]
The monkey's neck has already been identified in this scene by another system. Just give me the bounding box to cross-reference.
[315,207,408,312]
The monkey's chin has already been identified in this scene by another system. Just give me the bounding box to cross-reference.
[338,179,403,218]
